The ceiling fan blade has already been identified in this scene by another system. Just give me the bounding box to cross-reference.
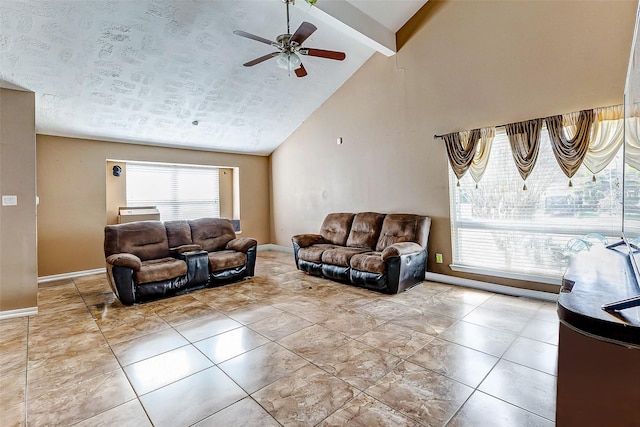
[290,22,317,46]
[301,48,346,61]
[233,30,274,46]
[243,52,280,67]
[295,64,307,78]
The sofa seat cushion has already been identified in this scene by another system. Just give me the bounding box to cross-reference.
[135,257,188,284]
[298,244,339,263]
[350,252,386,274]
[321,247,371,267]
[208,250,247,271]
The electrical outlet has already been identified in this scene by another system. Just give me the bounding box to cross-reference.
[2,195,17,206]
[435,253,443,264]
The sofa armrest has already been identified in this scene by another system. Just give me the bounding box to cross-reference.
[106,253,142,271]
[226,237,257,253]
[170,244,203,255]
[291,234,327,248]
[381,242,424,261]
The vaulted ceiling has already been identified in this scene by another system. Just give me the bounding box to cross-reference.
[0,0,427,155]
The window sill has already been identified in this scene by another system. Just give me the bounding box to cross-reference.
[449,264,561,286]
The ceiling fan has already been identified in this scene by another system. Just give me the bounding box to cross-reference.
[233,0,346,77]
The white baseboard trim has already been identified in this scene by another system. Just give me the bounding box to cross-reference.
[38,268,106,284]
[425,272,559,302]
[0,306,38,319]
[258,244,293,253]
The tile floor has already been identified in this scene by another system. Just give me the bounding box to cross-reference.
[1,250,559,426]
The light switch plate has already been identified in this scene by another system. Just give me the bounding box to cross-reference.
[2,195,18,206]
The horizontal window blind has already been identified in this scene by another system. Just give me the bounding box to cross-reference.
[449,125,623,279]
[126,162,220,221]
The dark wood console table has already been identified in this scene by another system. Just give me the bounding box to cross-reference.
[556,245,640,425]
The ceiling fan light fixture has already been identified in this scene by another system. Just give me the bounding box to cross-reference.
[275,52,302,71]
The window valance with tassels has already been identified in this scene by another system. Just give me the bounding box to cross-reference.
[443,104,630,282]
[437,105,624,188]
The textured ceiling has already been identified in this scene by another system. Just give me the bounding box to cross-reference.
[0,0,426,155]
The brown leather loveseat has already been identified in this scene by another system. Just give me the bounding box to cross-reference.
[292,212,431,294]
[104,218,256,305]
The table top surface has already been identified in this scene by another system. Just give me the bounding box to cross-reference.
[558,244,640,346]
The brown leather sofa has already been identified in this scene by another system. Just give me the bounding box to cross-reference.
[104,218,256,305]
[292,212,431,294]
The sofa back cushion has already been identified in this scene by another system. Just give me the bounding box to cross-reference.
[346,212,386,249]
[375,214,431,252]
[104,221,169,261]
[189,218,236,252]
[164,220,192,248]
[320,213,355,246]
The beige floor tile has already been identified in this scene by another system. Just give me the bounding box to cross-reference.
[140,366,247,427]
[462,306,531,335]
[253,364,357,426]
[16,251,560,426]
[521,318,560,345]
[319,393,420,427]
[74,399,152,427]
[439,287,493,305]
[278,324,352,360]
[0,336,27,378]
[110,327,190,366]
[0,370,25,409]
[478,359,557,421]
[218,341,309,393]
[311,340,402,390]
[226,303,284,324]
[193,397,280,427]
[419,296,477,319]
[356,322,435,358]
[448,391,554,427]
[367,362,473,426]
[248,311,313,340]
[534,303,560,322]
[194,326,269,364]
[123,345,213,395]
[318,308,385,338]
[502,336,558,375]
[353,299,421,321]
[272,299,334,323]
[150,294,219,326]
[387,309,457,336]
[174,311,242,342]
[27,328,108,362]
[27,369,135,426]
[94,305,171,345]
[3,402,25,427]
[27,343,120,399]
[407,338,499,387]
[480,294,542,317]
[0,317,28,343]
[438,320,517,357]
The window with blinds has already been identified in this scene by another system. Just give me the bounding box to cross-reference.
[449,125,623,282]
[126,162,220,221]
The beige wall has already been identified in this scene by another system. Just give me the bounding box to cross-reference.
[37,135,270,277]
[0,88,38,312]
[270,0,636,293]
[219,168,235,220]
